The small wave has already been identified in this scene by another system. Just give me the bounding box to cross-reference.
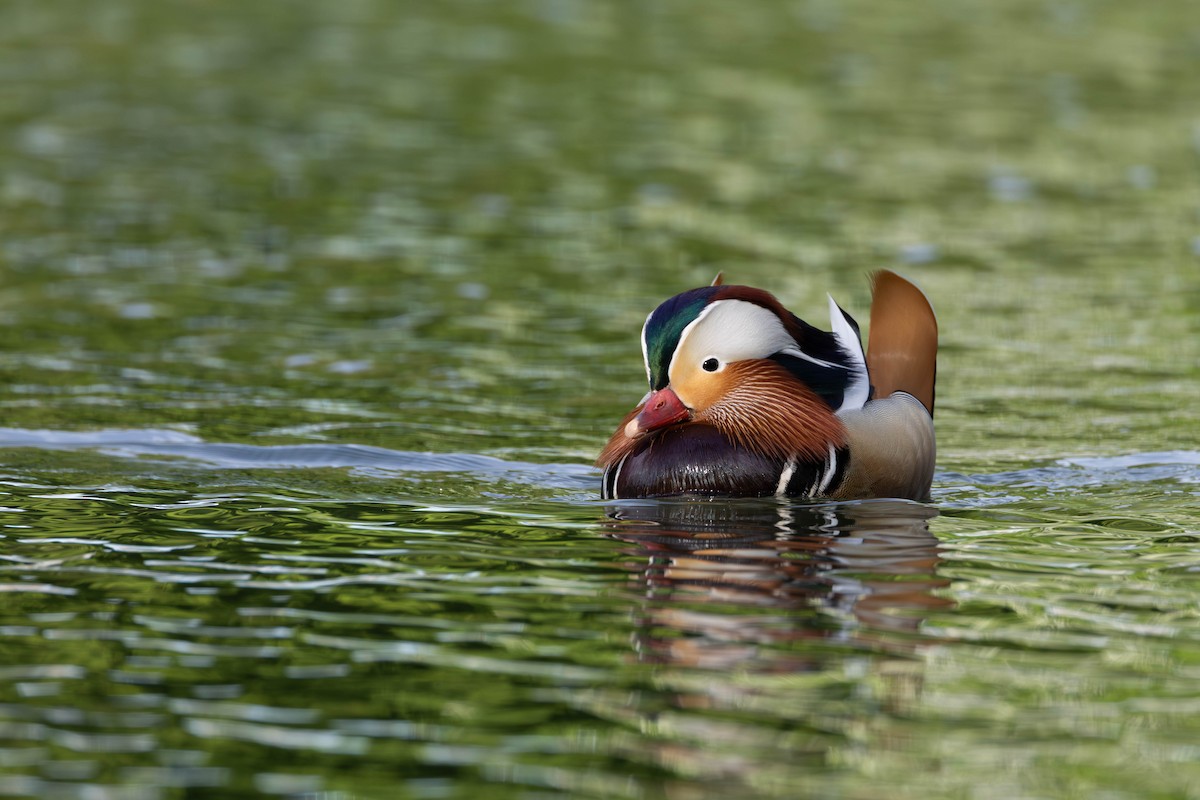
[0,427,595,491]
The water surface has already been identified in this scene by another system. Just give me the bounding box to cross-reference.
[1,1,1198,798]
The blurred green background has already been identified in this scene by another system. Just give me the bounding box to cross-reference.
[3,0,1196,468]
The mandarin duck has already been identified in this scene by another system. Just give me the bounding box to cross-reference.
[598,271,937,501]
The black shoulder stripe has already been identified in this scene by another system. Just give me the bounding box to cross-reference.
[783,445,850,499]
[784,458,822,498]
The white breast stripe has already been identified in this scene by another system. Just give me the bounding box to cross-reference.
[816,444,839,495]
[609,455,627,500]
[775,456,797,497]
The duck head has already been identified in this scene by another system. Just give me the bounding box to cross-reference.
[599,281,870,470]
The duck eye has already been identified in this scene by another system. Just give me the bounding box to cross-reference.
[702,358,720,372]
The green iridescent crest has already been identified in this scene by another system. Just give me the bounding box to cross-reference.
[642,287,719,390]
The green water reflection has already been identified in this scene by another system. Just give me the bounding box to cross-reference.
[0,0,1198,797]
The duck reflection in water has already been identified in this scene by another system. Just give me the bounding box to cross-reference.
[603,499,950,671]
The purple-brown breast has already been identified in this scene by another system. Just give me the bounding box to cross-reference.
[601,424,849,499]
[603,424,787,498]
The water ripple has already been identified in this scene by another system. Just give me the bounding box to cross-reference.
[0,427,593,490]
[0,431,1196,800]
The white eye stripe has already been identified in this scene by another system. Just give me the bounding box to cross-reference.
[779,345,841,370]
[671,300,794,381]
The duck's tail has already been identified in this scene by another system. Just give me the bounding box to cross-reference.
[866,271,937,416]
